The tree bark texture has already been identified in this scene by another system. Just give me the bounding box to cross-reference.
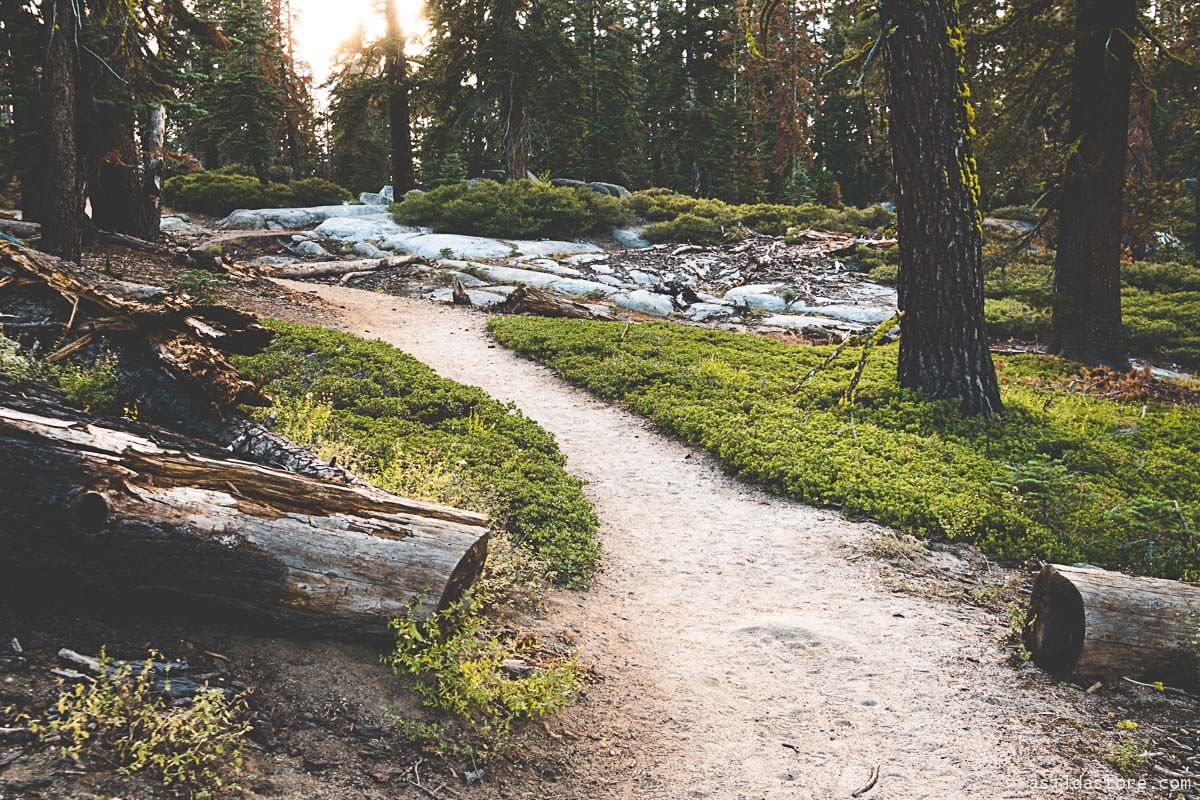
[882,0,1003,416]
[1050,0,1135,368]
[1026,564,1200,689]
[41,0,84,261]
[0,392,490,636]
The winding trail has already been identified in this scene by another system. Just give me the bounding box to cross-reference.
[284,282,1124,800]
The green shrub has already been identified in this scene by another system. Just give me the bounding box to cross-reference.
[235,321,600,585]
[644,212,731,243]
[387,597,580,747]
[164,172,351,216]
[24,651,249,797]
[488,316,1200,579]
[627,189,895,242]
[1,334,121,414]
[392,179,631,239]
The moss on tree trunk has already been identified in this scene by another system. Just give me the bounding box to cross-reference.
[882,0,1002,416]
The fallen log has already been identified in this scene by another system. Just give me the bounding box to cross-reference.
[0,219,40,239]
[268,254,423,280]
[499,285,612,319]
[0,391,490,636]
[1025,564,1200,688]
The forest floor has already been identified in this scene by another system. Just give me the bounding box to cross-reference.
[4,233,1195,800]
[262,279,1178,800]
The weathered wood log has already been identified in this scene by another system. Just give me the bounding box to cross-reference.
[268,254,423,280]
[0,219,41,239]
[1026,564,1200,688]
[499,285,612,319]
[0,393,490,636]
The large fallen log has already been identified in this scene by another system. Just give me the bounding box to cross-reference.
[268,254,423,280]
[0,390,490,636]
[1025,564,1200,688]
[499,285,613,319]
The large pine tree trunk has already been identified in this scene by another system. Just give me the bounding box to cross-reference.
[881,0,1002,416]
[384,0,416,193]
[1050,0,1135,368]
[40,0,84,261]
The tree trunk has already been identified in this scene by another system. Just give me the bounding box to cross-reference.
[881,0,1003,416]
[1026,564,1200,689]
[139,105,166,237]
[0,394,490,636]
[384,0,416,194]
[40,0,84,261]
[1193,175,1199,258]
[1049,0,1135,369]
[502,77,529,180]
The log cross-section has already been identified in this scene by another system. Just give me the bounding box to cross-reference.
[1026,564,1200,688]
[0,399,490,637]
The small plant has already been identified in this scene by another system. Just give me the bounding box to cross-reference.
[25,651,250,798]
[439,247,456,260]
[51,353,121,414]
[386,597,580,749]
[1106,736,1148,775]
[169,269,230,303]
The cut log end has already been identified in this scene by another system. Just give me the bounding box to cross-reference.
[1026,563,1200,688]
[1027,566,1086,676]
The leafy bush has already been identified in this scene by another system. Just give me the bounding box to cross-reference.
[629,188,895,242]
[164,172,351,216]
[644,212,730,243]
[1,334,121,414]
[489,316,1200,579]
[235,321,600,585]
[24,652,249,797]
[392,179,631,239]
[387,598,580,746]
[986,297,1051,341]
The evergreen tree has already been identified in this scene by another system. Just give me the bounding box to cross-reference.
[882,0,1003,415]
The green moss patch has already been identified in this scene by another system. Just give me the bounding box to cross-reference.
[235,322,600,586]
[488,316,1200,580]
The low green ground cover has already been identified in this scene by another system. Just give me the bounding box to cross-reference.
[234,321,600,586]
[630,187,895,243]
[980,256,1200,369]
[489,316,1200,580]
[236,322,599,748]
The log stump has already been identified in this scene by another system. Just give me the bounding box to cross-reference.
[1026,564,1200,688]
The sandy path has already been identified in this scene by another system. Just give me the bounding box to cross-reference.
[283,282,1123,800]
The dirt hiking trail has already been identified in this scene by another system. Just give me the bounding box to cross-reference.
[284,282,1128,800]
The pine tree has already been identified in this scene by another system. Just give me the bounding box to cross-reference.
[1049,0,1137,368]
[882,0,1003,416]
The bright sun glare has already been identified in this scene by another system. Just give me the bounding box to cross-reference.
[292,0,428,88]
